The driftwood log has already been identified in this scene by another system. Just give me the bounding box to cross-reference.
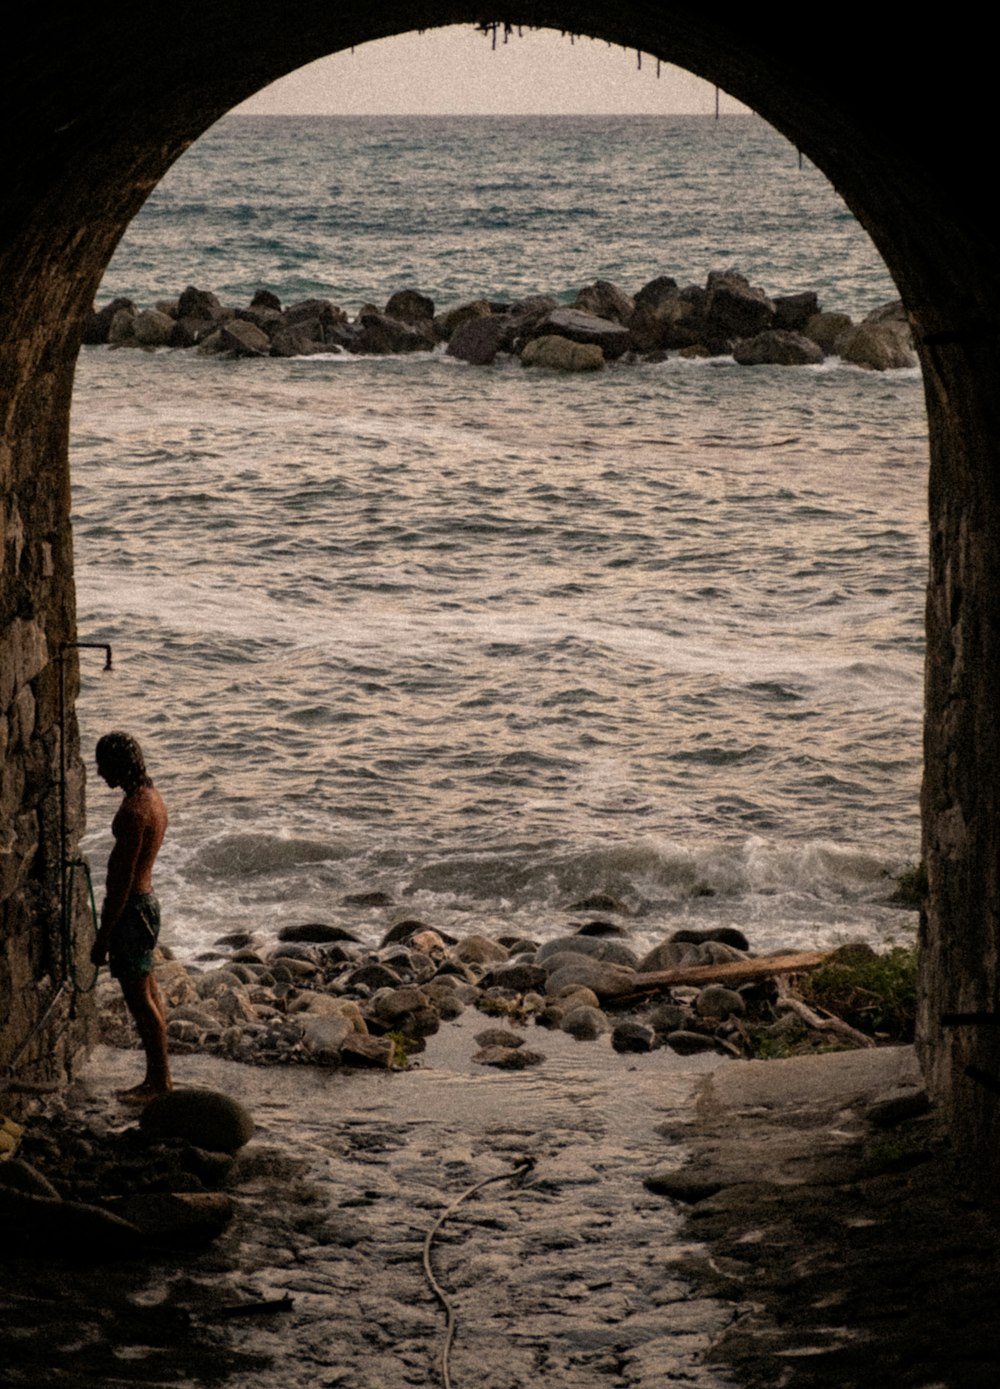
[626,950,830,997]
[774,977,876,1049]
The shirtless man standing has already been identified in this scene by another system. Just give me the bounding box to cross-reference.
[90,731,172,1105]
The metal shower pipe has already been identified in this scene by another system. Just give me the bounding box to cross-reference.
[57,641,113,941]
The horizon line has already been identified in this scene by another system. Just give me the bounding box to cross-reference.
[227,109,758,118]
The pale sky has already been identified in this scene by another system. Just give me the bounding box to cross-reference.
[236,26,749,117]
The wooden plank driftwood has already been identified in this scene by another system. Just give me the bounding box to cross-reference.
[627,950,830,995]
[774,977,876,1049]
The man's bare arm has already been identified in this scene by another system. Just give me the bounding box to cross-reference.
[91,804,144,965]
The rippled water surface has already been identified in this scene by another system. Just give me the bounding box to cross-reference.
[71,115,928,959]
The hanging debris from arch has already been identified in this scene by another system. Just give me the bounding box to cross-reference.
[473,24,667,85]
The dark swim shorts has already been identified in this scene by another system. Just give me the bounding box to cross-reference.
[109,893,161,981]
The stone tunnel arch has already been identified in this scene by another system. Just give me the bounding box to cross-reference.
[3,6,997,1176]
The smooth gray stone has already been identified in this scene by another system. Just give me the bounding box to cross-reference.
[643,1167,723,1203]
[612,1021,656,1053]
[695,985,747,1020]
[141,1088,255,1153]
[561,1005,610,1040]
[666,1030,721,1056]
[545,958,637,1000]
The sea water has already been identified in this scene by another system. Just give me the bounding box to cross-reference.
[70,115,928,962]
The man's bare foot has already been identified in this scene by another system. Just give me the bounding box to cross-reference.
[115,1083,169,1107]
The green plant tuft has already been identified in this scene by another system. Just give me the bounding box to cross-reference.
[888,861,927,909]
[803,944,918,1042]
[754,1034,799,1060]
[385,1030,423,1068]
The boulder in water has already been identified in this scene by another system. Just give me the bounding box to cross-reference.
[269,326,329,357]
[705,269,776,339]
[637,939,702,973]
[177,285,224,320]
[133,308,176,347]
[83,296,136,344]
[671,927,750,952]
[108,307,137,346]
[733,329,824,366]
[384,288,435,325]
[526,307,630,359]
[216,320,270,357]
[804,310,854,353]
[354,309,435,354]
[538,936,639,969]
[839,317,916,370]
[436,298,493,337]
[447,313,510,365]
[773,291,820,331]
[280,922,360,943]
[574,279,635,326]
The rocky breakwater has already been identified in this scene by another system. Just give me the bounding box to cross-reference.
[95,909,907,1079]
[85,271,919,373]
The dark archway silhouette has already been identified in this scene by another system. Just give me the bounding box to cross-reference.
[3,6,997,1176]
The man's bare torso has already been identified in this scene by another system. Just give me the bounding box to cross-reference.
[111,785,168,897]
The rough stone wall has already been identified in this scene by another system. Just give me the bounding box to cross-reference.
[1,348,92,1106]
[2,3,1000,1173]
[917,332,1000,1171]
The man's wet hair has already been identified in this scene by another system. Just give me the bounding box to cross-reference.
[96,731,152,792]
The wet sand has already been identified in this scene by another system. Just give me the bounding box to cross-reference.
[4,1028,998,1388]
[3,1020,732,1388]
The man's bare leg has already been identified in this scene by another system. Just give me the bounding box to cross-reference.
[148,974,168,1032]
[117,973,172,1104]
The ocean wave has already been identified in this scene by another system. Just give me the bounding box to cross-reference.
[132,825,918,967]
[189,832,350,878]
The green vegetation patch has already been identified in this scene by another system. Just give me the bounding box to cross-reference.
[748,1017,846,1061]
[801,943,919,1042]
[385,1030,424,1068]
[888,861,928,909]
